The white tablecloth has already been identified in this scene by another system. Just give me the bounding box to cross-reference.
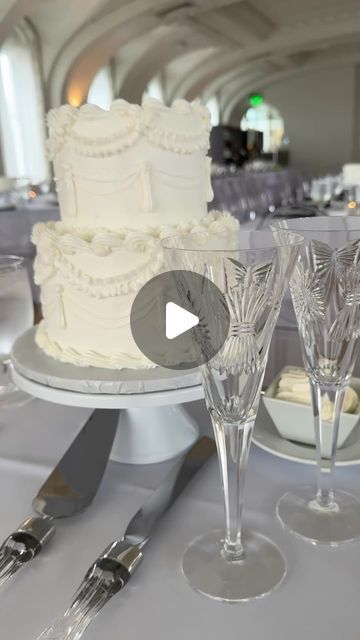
[0,397,359,640]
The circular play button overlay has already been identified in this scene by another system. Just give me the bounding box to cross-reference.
[130,270,230,370]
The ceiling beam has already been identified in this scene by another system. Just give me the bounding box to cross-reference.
[171,20,360,102]
[199,1,275,47]
[119,29,206,103]
[186,16,233,47]
[64,13,158,107]
[229,1,275,40]
[47,0,172,106]
[0,0,44,45]
[200,11,246,46]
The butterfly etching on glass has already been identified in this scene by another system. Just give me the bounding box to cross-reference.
[309,239,360,342]
[309,239,360,304]
[220,258,276,374]
[290,263,326,346]
[329,264,360,341]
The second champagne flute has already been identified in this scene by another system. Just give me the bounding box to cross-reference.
[273,217,360,545]
[162,229,303,602]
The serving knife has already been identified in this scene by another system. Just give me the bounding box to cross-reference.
[0,408,118,587]
[36,436,216,640]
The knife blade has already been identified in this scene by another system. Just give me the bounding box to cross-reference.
[36,436,216,640]
[0,408,118,587]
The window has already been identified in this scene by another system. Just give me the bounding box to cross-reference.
[0,28,49,183]
[87,66,114,110]
[240,103,284,153]
[144,75,164,103]
[205,96,220,126]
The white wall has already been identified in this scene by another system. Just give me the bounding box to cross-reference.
[266,65,356,174]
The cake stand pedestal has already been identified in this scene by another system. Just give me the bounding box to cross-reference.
[11,329,205,465]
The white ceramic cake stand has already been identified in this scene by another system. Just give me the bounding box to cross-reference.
[11,328,204,465]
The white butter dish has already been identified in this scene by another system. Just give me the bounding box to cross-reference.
[262,366,360,458]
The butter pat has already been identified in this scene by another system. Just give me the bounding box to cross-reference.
[275,367,359,420]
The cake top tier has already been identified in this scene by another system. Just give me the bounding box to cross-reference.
[49,97,213,230]
[48,97,211,160]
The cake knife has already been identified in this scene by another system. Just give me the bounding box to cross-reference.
[0,408,118,587]
[36,436,216,640]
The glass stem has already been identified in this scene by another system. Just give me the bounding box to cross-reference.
[212,416,254,561]
[309,380,346,512]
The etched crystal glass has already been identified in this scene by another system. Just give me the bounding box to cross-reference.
[273,217,360,544]
[162,229,303,602]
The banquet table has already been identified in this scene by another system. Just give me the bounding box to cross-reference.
[0,394,359,640]
[0,202,59,301]
[211,167,305,223]
[0,203,59,256]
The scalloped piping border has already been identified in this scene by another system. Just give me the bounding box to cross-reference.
[32,211,239,298]
[35,322,155,370]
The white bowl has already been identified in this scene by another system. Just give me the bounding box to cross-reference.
[262,366,360,458]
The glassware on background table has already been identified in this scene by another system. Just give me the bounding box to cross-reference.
[310,179,331,207]
[9,177,31,206]
[344,186,360,216]
[279,175,294,207]
[0,256,34,408]
[162,229,303,602]
[272,217,360,545]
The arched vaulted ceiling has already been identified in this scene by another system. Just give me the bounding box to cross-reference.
[0,0,43,43]
[3,0,360,120]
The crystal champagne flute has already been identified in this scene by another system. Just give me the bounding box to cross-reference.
[272,217,360,544]
[0,255,34,407]
[162,229,303,602]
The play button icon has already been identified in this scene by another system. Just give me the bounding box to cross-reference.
[130,270,230,370]
[165,303,199,340]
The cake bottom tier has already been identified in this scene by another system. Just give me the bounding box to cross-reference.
[35,315,154,369]
[32,211,238,369]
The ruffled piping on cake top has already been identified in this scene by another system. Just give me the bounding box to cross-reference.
[47,98,211,160]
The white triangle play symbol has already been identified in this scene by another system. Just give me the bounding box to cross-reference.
[165,302,199,340]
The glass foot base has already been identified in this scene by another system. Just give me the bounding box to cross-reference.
[182,529,286,603]
[0,385,33,409]
[277,486,360,545]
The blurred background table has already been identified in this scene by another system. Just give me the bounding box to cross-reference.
[0,200,59,302]
[211,167,306,224]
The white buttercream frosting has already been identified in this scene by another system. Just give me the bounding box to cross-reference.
[48,97,213,230]
[34,96,238,370]
[33,211,239,369]
[36,322,155,369]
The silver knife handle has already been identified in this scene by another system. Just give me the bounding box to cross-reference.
[36,541,142,640]
[0,517,55,587]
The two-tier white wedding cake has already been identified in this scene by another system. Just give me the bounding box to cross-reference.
[32,97,237,369]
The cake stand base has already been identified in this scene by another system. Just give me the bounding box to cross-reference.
[112,405,199,464]
[11,329,204,464]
